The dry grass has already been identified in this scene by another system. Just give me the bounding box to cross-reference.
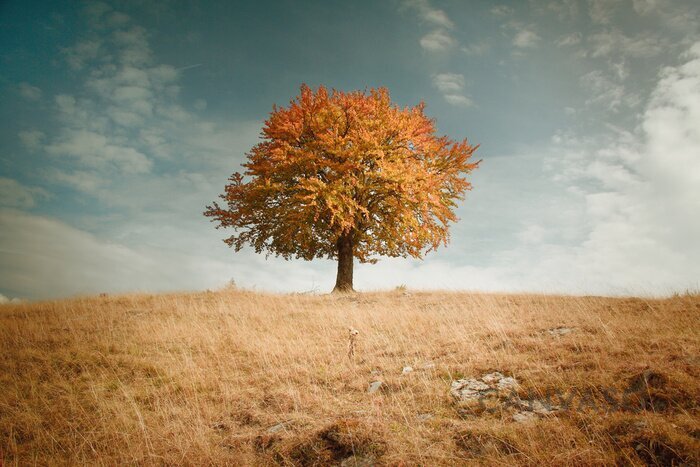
[1,289,699,465]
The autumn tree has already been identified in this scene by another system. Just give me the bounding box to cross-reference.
[205,84,479,292]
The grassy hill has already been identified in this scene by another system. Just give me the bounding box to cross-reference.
[1,289,699,465]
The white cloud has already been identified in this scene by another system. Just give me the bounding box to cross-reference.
[556,32,582,47]
[0,209,332,299]
[588,0,617,24]
[513,29,540,48]
[62,39,102,70]
[46,130,152,174]
[581,70,629,111]
[420,29,455,51]
[18,82,42,100]
[517,223,547,244]
[403,0,456,52]
[422,10,452,29]
[632,0,658,15]
[526,41,700,294]
[49,169,104,194]
[462,42,488,56]
[403,0,453,28]
[18,130,45,151]
[490,5,514,16]
[0,178,49,209]
[194,98,207,111]
[0,293,22,304]
[540,0,579,20]
[432,73,464,93]
[443,94,474,107]
[107,11,130,26]
[432,73,473,107]
[588,30,665,58]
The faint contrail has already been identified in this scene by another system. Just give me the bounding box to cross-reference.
[177,63,203,72]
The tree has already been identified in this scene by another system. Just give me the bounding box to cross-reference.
[205,84,480,292]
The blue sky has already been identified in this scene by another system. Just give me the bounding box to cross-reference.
[1,0,699,300]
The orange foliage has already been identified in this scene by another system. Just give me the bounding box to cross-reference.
[205,84,479,265]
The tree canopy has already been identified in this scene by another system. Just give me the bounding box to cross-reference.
[205,84,479,291]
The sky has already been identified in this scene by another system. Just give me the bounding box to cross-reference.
[1,0,699,300]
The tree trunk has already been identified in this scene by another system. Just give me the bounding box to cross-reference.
[333,232,354,293]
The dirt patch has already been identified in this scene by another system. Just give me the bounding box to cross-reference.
[600,416,700,466]
[632,434,692,466]
[622,370,696,413]
[454,428,521,459]
[266,418,386,466]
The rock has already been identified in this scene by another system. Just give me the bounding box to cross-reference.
[267,422,289,433]
[520,398,560,415]
[481,372,505,383]
[450,372,518,403]
[401,366,413,375]
[450,378,494,402]
[416,413,434,422]
[547,327,575,336]
[421,362,436,370]
[370,369,382,376]
[497,377,518,390]
[511,398,561,422]
[368,381,383,394]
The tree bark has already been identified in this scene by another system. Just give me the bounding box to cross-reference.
[333,232,354,293]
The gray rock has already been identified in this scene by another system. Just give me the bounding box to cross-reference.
[416,413,434,422]
[481,372,505,383]
[547,327,575,336]
[497,377,518,390]
[267,422,289,433]
[520,399,560,415]
[512,398,561,422]
[451,372,519,403]
[368,381,383,394]
[450,378,493,402]
[401,366,413,375]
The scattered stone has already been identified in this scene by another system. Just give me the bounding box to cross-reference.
[520,398,561,415]
[450,372,567,423]
[451,379,496,402]
[370,369,382,376]
[451,372,519,403]
[481,372,503,384]
[368,381,383,394]
[416,413,434,422]
[547,326,575,336]
[421,362,436,370]
[497,377,518,390]
[401,366,413,375]
[511,398,561,422]
[267,422,289,434]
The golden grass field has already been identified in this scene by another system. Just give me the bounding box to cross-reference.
[1,288,699,465]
